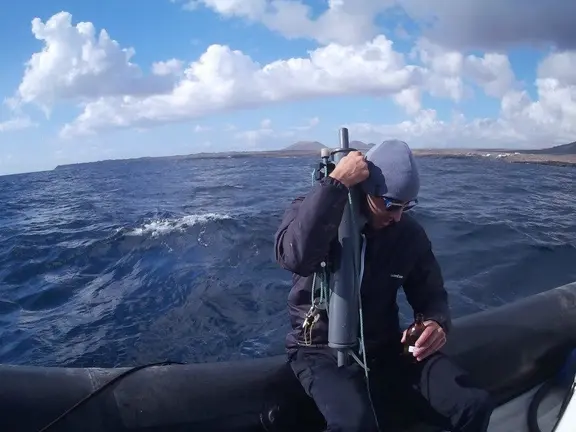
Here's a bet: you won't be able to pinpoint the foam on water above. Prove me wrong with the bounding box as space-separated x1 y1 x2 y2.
126 213 234 237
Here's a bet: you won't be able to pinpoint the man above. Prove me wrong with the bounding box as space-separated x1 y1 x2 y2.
274 140 494 432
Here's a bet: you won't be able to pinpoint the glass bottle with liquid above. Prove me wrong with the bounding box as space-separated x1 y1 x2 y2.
403 313 425 360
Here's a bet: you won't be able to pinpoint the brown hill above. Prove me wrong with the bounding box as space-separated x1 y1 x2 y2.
525 141 576 155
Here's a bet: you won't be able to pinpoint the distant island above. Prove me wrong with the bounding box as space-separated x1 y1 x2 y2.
411 141 576 168
279 140 576 168
55 140 576 170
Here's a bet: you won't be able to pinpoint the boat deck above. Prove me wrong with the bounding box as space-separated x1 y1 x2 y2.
488 383 565 432
403 383 566 432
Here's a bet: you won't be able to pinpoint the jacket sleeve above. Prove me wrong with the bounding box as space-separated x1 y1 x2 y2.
402 233 452 334
274 176 350 277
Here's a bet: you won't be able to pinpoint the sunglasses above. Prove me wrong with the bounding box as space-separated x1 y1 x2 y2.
371 195 418 212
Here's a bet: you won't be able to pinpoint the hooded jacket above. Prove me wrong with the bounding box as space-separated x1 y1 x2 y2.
274 175 452 354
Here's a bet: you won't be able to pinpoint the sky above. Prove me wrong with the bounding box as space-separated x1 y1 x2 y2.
1 0 576 175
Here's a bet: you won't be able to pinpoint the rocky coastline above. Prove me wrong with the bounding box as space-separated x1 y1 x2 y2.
412 149 576 168
54 141 576 170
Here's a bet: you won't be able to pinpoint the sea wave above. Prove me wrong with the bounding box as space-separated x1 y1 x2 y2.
0 155 574 367
123 212 234 238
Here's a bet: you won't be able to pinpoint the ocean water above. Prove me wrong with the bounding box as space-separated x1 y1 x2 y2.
0 155 574 368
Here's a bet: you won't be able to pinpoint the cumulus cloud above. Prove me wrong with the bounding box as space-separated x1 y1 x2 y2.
413 39 465 102
538 51 576 86
412 39 516 102
233 117 319 148
8 8 576 149
0 116 36 132
14 12 175 112
234 125 276 148
183 0 397 44
291 116 320 131
504 52 576 140
234 118 284 149
14 12 521 139
348 110 528 149
152 59 184 76
393 87 421 115
57 32 423 137
186 0 395 45
193 124 211 132
348 50 576 149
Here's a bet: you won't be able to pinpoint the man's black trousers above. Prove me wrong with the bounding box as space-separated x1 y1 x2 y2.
288 344 494 432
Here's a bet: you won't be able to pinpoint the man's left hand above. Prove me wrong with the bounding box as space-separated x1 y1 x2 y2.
401 320 447 362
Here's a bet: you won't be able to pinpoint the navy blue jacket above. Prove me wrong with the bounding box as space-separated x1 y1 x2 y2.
274 176 452 354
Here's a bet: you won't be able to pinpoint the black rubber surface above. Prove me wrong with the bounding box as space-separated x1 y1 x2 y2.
1 282 575 432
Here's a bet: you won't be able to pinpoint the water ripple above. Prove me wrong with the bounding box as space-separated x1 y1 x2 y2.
0 155 574 367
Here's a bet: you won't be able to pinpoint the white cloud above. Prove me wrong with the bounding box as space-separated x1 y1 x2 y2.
289 116 321 131
348 50 576 148
348 110 527 149
394 87 421 115
233 117 321 149
189 0 395 45
301 116 320 130
234 120 278 149
0 116 36 132
170 0 200 12
464 53 515 98
538 51 576 86
412 39 516 103
184 0 576 52
8 8 576 150
35 17 516 139
234 128 275 149
14 12 175 112
152 59 184 76
182 1 200 11
290 117 320 132
412 38 465 101
194 124 211 132
54 30 422 137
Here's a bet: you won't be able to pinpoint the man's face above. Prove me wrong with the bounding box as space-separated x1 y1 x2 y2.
365 194 416 229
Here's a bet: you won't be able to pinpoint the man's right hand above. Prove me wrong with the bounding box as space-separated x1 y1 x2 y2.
329 151 370 188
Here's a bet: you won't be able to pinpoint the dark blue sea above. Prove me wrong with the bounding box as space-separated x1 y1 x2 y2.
0 155 575 368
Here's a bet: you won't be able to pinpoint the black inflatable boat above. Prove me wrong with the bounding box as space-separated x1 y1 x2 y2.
1 281 575 432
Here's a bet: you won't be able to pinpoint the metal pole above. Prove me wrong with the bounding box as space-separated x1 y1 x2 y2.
328 127 362 367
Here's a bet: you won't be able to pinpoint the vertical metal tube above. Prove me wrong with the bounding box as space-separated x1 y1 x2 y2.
328 127 362 367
